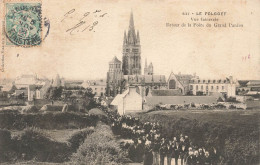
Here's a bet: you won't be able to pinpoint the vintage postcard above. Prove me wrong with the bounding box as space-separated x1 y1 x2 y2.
0 0 259 164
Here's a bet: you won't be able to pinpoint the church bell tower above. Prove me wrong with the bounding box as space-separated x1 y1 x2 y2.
122 11 141 75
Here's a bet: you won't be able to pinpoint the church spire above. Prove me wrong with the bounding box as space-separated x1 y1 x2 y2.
129 10 135 30
122 11 141 75
128 11 136 45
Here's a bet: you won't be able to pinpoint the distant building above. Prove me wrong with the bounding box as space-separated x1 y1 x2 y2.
237 80 260 96
14 74 38 88
64 80 84 88
168 72 196 95
189 76 236 98
27 81 51 101
111 86 142 115
83 79 107 98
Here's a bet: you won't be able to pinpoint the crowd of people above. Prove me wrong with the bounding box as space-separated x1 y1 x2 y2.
99 106 221 165
106 113 220 165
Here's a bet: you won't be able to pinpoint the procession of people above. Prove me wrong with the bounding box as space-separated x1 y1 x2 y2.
103 109 220 165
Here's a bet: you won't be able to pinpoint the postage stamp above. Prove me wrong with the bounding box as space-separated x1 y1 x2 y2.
5 1 42 47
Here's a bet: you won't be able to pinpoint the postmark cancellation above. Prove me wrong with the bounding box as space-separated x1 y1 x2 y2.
4 0 42 47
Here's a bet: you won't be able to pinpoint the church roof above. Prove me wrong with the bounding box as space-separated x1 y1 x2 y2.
150 89 182 96
175 74 193 80
144 75 166 83
109 56 121 64
123 75 166 84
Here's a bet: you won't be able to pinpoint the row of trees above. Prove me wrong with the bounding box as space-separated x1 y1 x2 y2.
44 86 98 111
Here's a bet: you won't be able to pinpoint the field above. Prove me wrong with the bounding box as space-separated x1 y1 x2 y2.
133 109 260 165
1 106 259 165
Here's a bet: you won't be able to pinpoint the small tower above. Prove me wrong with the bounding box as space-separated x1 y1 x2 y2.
106 56 123 96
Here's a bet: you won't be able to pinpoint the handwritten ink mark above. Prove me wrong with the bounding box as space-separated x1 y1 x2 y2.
93 10 101 13
66 21 86 35
100 13 107 17
80 12 90 21
61 9 75 22
63 9 107 35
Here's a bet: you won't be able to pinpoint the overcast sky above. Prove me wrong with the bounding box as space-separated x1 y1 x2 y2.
1 0 259 80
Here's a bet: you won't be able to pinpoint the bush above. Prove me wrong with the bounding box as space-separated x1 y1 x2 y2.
0 129 17 162
89 108 107 117
0 112 109 130
14 127 71 162
21 105 39 114
71 124 128 165
68 127 95 151
0 127 97 163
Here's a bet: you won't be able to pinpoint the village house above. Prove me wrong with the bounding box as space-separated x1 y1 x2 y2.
82 79 107 98
27 81 51 101
110 86 142 115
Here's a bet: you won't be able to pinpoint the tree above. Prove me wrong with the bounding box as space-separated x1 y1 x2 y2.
45 86 63 100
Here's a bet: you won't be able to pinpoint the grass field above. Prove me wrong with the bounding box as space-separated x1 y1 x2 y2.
137 109 260 127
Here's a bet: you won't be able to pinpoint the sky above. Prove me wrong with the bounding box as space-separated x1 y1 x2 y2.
0 0 259 80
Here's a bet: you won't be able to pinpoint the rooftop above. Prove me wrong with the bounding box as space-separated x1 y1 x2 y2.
145 96 218 105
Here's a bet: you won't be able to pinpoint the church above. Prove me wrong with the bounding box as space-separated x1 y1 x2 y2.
106 12 167 97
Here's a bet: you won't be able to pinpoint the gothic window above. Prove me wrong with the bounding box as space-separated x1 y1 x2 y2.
132 48 138 53
222 86 225 90
201 86 203 90
196 85 198 90
211 86 214 90
216 86 219 91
